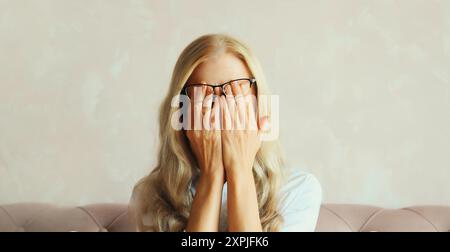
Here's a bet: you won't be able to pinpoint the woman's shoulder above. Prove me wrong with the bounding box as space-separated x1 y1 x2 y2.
277 169 323 211
281 169 322 193
276 169 322 231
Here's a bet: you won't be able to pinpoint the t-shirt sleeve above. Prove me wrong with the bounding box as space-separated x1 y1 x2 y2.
278 171 323 232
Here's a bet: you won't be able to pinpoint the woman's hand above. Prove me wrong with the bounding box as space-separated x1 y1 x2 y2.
185 86 225 181
219 82 264 231
186 86 225 232
219 82 261 179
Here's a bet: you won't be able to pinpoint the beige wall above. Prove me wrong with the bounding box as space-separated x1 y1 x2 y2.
1 0 449 207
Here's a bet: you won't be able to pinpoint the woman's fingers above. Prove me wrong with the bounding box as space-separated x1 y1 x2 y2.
202 86 213 115
202 91 213 130
231 81 246 128
220 96 232 130
224 85 238 129
224 84 233 96
258 115 270 131
247 95 258 131
189 82 258 132
192 86 206 130
230 80 242 96
256 115 270 145
210 94 221 130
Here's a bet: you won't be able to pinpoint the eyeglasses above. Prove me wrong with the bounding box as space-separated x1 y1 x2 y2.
182 78 257 96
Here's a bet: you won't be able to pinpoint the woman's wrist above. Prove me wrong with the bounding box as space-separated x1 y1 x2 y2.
226 164 261 232
226 165 254 185
188 165 224 232
199 168 225 185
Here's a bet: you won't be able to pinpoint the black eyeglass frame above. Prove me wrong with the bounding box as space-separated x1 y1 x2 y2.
181 78 257 96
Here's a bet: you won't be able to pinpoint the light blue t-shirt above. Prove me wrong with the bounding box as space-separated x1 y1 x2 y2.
190 169 323 232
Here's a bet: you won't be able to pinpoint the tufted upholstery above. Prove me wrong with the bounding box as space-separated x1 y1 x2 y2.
0 203 449 232
315 204 450 232
0 203 133 232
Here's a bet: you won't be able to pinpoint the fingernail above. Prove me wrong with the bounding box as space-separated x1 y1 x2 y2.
225 85 232 95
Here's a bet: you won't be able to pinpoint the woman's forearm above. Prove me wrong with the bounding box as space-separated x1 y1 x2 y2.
227 169 262 232
186 173 224 232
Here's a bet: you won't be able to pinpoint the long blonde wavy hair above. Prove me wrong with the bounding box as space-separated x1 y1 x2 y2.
129 33 285 232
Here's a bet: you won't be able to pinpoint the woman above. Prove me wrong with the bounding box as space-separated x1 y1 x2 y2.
129 34 322 232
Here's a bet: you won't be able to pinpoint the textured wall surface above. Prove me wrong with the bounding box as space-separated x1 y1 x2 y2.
0 0 449 207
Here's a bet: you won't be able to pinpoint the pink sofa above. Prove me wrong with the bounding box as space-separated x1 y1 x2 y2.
1 203 449 232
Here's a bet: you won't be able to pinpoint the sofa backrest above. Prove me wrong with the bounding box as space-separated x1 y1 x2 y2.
1 203 449 232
